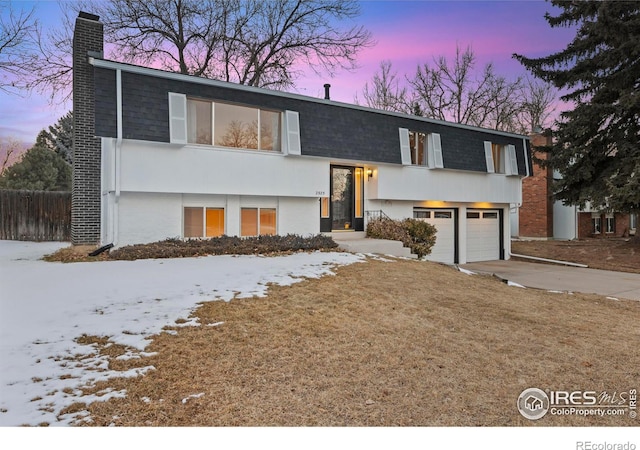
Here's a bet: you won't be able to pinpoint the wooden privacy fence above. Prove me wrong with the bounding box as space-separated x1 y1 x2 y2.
0 190 71 241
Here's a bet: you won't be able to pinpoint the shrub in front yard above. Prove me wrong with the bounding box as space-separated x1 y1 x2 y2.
108 234 338 261
401 218 437 259
366 217 437 258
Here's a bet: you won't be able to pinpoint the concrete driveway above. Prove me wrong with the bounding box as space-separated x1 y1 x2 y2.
460 260 640 301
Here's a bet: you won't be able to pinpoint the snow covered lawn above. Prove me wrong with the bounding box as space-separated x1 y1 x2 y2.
0 240 362 426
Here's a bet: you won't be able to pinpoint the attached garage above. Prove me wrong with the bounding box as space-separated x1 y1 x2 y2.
466 210 501 262
414 209 456 264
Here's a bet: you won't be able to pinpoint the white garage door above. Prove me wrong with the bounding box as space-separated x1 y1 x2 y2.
466 210 500 262
414 209 455 264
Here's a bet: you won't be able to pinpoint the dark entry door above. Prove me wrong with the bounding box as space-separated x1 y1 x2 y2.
331 166 354 230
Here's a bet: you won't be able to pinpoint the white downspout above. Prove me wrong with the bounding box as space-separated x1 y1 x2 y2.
509 251 588 268
511 137 530 243
112 68 122 247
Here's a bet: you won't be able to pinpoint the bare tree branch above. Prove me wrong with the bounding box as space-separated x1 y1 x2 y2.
517 76 556 133
355 60 408 112
0 2 38 94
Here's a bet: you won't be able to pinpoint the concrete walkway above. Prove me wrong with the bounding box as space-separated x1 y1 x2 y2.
460 260 640 301
327 232 416 259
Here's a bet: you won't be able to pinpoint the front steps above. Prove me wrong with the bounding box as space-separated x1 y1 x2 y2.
326 232 417 259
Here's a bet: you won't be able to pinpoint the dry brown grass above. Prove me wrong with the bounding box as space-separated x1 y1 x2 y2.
512 239 640 274
74 258 639 427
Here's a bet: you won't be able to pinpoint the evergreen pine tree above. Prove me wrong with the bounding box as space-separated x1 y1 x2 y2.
514 1 640 212
0 130 71 191
42 111 73 165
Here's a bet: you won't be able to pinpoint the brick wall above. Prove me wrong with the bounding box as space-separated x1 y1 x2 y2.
518 131 553 238
578 212 632 239
71 13 103 245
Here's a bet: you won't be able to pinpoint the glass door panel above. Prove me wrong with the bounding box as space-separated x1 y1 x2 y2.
331 167 354 230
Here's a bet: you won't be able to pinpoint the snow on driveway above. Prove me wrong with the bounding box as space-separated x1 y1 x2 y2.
0 241 363 426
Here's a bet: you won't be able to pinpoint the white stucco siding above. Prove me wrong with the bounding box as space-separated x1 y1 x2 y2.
277 197 320 236
374 165 522 204
117 192 183 246
118 140 328 197
114 192 319 246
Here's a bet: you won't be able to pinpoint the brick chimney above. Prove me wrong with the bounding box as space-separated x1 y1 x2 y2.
518 129 554 238
72 12 103 245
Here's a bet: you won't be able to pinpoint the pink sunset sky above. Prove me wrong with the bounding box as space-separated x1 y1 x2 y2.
0 0 576 145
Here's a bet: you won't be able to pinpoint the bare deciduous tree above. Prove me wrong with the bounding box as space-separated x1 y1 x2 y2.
354 60 408 112
215 0 374 89
0 136 26 174
409 45 500 126
3 0 373 102
361 45 557 134
517 76 556 133
0 2 38 93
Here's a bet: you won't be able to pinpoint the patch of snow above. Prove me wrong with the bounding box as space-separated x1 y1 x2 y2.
458 267 476 276
507 281 526 288
181 392 205 404
606 296 620 301
0 241 363 426
207 321 225 327
360 253 396 262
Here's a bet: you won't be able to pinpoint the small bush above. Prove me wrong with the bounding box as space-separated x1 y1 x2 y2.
366 218 437 259
401 218 437 258
108 234 339 261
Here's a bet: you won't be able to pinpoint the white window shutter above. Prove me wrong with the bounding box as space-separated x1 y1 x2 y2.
285 110 301 155
168 92 187 145
506 144 518 175
399 128 411 165
484 141 495 173
432 133 444 168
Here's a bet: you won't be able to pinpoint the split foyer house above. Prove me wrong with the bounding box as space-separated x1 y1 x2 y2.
72 12 533 264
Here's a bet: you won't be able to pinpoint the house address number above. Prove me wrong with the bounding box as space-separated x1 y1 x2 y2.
315 191 326 196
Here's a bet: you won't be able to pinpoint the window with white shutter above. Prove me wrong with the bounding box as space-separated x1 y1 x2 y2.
430 133 444 169
484 141 495 173
284 110 301 155
399 128 411 165
168 92 187 145
506 144 518 175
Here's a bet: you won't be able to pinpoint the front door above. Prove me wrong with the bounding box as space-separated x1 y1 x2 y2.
332 166 354 230
320 166 364 232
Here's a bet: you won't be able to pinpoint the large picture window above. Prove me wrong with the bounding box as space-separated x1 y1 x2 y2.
184 207 225 238
187 98 281 151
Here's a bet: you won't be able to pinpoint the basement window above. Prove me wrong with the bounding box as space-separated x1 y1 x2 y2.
184 207 225 238
241 208 277 236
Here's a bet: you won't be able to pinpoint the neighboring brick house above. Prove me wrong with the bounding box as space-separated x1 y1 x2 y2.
72 12 534 264
514 130 637 240
518 130 554 238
